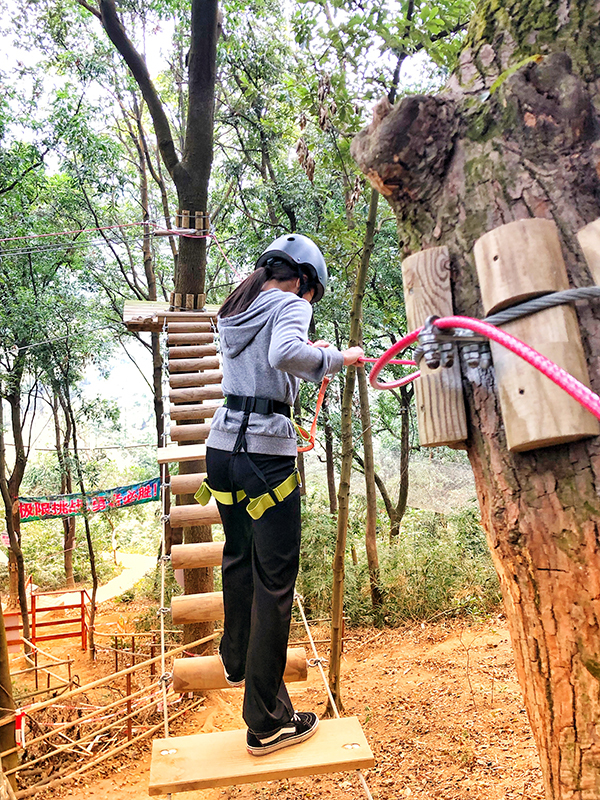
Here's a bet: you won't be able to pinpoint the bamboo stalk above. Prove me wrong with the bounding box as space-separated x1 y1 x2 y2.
17 633 216 716
14 699 204 799
6 690 179 777
0 681 162 760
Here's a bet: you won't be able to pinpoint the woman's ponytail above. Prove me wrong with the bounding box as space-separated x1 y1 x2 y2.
219 258 302 318
219 268 268 318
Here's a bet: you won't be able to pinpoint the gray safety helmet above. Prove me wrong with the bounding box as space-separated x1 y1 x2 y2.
255 234 328 303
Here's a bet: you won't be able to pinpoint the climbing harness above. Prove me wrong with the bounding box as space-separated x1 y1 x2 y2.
196 393 303 520
195 470 302 521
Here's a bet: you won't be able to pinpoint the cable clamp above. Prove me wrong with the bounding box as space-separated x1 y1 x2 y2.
159 672 172 685
162 481 171 488
161 514 170 523
294 592 304 603
158 607 170 615
160 554 171 563
308 657 328 668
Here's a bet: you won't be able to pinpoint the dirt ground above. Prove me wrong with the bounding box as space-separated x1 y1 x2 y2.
23 607 544 800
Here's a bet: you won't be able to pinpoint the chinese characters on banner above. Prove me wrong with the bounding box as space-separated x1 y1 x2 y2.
18 477 160 523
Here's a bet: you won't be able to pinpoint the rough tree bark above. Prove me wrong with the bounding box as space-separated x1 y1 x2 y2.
351 3 600 798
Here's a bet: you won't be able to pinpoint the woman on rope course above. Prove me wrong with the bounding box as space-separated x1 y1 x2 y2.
196 234 364 756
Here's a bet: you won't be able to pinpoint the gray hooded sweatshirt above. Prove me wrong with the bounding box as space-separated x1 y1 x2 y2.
206 288 345 456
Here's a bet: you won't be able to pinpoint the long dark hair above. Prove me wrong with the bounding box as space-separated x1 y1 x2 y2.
219 258 316 318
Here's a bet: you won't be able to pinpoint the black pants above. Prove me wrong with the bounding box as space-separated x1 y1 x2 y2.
206 446 301 737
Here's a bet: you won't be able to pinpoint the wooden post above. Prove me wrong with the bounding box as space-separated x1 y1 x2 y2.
402 246 468 447
474 219 600 451
80 591 86 651
577 218 600 285
173 293 183 311
30 595 36 648
126 671 132 741
181 210 190 229
185 294 195 310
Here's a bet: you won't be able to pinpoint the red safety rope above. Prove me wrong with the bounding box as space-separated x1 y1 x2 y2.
368 316 600 422
297 376 331 453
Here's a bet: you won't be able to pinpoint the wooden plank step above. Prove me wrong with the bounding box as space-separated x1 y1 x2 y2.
167 319 215 331
172 647 306 692
167 332 215 345
168 356 221 375
169 370 223 390
170 424 211 443
170 501 221 528
170 384 223 404
171 541 223 568
168 344 217 359
148 717 375 795
170 402 221 421
172 591 223 624
170 472 206 495
157 444 207 465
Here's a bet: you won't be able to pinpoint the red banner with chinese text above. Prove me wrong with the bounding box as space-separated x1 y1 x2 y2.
18 477 160 523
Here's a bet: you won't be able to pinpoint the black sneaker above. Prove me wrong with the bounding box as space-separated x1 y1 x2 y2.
218 648 245 688
246 712 319 756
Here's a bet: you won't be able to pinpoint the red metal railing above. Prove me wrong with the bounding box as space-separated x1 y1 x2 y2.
30 589 91 651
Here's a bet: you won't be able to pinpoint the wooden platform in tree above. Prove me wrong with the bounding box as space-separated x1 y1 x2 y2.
148 717 374 795
123 300 218 332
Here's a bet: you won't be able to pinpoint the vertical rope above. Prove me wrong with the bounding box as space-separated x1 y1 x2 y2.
159 319 171 740
294 593 374 800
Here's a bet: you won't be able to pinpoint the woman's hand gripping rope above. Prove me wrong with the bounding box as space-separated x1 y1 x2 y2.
297 344 418 452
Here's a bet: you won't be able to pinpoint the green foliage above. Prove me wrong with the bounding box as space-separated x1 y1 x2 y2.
18 515 118 590
296 489 500 625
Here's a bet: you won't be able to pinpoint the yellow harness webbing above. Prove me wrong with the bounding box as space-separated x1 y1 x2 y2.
194 471 301 521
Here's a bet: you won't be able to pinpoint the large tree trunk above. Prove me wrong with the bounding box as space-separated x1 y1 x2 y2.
351 4 600 798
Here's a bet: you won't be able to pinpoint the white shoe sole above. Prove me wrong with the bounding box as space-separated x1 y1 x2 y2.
247 718 319 756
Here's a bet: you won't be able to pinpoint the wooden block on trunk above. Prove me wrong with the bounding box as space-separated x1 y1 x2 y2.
172 647 307 692
171 541 224 569
172 591 224 624
148 717 375 794
170 501 221 528
402 247 468 447
475 219 600 451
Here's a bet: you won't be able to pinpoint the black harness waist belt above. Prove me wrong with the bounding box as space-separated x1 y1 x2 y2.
225 395 291 418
